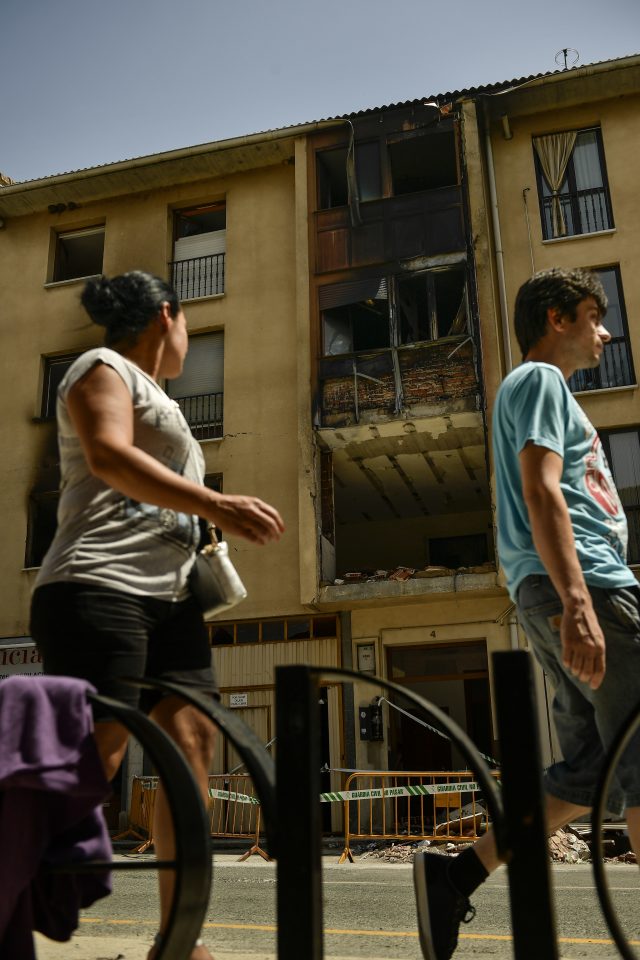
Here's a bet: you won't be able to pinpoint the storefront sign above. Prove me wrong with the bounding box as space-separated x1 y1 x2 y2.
0 640 43 680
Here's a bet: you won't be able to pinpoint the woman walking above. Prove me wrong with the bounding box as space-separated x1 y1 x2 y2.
31 271 284 960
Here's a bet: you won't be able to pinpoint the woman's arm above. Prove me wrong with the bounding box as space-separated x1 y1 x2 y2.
67 363 284 545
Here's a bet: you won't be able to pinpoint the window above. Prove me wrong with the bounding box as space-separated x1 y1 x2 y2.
321 278 390 355
171 202 225 300
26 489 59 568
41 354 78 419
317 143 382 209
397 269 467 343
534 128 613 240
600 429 640 565
166 332 223 439
389 130 458 196
209 615 338 646
569 267 635 393
52 227 104 283
320 268 467 357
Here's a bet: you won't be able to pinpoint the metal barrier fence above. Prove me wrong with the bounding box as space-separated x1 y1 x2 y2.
338 770 495 863
125 773 269 860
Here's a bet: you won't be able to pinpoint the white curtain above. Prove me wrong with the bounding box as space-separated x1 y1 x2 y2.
533 132 577 237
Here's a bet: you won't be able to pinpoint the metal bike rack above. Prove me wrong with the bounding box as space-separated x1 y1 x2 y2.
591 702 640 960
52 693 211 960
274 651 558 960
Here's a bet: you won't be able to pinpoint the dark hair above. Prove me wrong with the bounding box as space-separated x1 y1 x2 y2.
514 267 607 358
81 271 180 347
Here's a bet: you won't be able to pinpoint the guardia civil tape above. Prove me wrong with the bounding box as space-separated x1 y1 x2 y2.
206 782 483 806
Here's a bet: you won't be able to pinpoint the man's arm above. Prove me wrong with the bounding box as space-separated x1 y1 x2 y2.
520 442 605 690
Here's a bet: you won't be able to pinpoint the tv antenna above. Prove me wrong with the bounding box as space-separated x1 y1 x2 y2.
555 48 579 70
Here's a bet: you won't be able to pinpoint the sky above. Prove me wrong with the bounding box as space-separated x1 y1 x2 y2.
1 0 639 184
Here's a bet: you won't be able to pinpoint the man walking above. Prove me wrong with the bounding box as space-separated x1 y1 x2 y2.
413 268 640 960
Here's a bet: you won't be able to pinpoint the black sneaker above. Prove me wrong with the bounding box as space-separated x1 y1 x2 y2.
413 851 476 960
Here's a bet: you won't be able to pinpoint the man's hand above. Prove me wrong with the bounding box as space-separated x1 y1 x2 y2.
206 494 285 546
561 601 606 690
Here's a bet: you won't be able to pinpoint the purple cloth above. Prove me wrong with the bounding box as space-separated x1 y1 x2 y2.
0 676 112 958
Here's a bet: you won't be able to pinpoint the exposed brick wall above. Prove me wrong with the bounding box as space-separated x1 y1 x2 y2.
321 340 477 423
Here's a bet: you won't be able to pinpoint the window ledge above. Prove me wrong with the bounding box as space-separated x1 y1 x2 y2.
181 292 225 304
541 229 616 244
197 436 224 445
44 274 102 289
573 383 638 399
22 567 41 573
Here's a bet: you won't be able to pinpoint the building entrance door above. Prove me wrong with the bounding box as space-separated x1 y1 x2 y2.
386 640 492 771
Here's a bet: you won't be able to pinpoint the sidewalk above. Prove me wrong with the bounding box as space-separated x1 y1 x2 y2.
35 934 276 960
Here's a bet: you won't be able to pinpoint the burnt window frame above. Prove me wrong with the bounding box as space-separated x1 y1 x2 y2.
534 126 614 241
319 266 468 360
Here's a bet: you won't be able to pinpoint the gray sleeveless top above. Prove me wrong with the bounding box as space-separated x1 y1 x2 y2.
34 348 205 600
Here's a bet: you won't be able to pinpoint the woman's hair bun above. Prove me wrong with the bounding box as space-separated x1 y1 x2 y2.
80 276 124 328
80 271 180 347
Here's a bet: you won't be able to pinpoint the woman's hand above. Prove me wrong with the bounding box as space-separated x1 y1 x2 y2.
206 495 285 545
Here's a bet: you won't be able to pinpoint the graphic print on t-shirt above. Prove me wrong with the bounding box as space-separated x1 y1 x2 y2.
578 409 628 557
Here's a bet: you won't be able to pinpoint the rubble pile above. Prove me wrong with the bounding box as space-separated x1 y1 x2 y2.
548 828 591 863
351 829 636 864
332 562 496 586
358 839 472 862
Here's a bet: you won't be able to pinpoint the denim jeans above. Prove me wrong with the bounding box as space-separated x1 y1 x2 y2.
516 575 640 815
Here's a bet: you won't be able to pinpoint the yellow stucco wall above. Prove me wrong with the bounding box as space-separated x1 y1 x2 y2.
488 90 640 431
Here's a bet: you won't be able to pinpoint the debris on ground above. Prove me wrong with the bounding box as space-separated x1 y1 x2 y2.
350 828 635 864
548 828 591 863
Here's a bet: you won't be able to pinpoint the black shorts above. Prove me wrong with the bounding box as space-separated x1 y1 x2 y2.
31 582 219 720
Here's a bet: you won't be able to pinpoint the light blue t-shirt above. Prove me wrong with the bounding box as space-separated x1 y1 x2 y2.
492 362 635 600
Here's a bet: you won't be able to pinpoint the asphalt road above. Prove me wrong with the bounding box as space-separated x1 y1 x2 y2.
36 854 640 960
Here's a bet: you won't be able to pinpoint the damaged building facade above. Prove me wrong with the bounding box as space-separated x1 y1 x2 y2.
1 54 639 832
305 99 510 779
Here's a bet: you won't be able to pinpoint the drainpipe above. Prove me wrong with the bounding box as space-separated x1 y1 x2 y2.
482 99 513 375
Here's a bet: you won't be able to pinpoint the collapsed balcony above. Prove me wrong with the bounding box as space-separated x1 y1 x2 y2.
317 415 497 606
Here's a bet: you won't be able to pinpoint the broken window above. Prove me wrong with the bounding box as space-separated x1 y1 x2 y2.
317 143 382 210
397 268 467 343
389 130 458 196
171 202 226 300
321 277 389 355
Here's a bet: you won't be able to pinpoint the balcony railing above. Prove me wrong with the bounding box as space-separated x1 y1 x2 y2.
627 507 640 566
170 253 225 301
569 338 635 393
541 186 612 240
175 392 223 441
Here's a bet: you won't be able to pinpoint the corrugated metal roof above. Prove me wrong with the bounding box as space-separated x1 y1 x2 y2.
3 53 639 187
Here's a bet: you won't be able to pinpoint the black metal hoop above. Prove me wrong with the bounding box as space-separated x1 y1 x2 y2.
133 678 277 854
591 702 640 960
306 666 504 852
51 693 211 960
